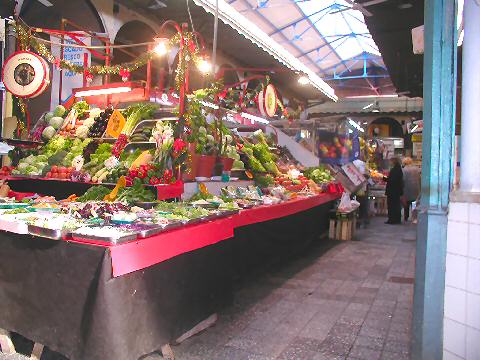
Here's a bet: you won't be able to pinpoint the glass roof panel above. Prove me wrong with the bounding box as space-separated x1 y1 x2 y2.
297 0 380 60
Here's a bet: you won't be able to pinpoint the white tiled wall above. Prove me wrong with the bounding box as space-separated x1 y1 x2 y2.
444 201 480 360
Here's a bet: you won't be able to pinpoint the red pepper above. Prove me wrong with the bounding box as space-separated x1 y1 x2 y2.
149 176 159 185
129 169 138 178
137 170 147 179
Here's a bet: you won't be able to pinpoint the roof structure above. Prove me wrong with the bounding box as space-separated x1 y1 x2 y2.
227 0 394 96
308 96 423 115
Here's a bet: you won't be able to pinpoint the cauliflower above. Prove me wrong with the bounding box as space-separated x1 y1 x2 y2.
75 125 90 139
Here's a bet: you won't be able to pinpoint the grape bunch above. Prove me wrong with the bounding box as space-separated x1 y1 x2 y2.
88 107 114 138
112 134 128 158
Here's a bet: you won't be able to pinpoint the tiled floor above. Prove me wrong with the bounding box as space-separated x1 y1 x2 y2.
1 217 416 360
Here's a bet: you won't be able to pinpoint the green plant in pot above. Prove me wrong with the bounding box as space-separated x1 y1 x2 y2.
189 125 217 178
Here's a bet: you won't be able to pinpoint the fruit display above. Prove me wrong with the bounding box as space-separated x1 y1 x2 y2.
88 107 113 138
45 166 75 180
0 166 14 177
317 130 358 165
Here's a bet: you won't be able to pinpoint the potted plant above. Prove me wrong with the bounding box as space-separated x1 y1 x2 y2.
191 126 217 178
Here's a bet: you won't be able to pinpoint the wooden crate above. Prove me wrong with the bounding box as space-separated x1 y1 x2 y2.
329 210 357 241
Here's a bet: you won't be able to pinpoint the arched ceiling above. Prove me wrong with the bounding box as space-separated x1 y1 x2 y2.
227 0 395 96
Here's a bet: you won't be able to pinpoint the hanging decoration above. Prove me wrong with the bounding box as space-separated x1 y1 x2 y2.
15 24 201 92
1 51 50 98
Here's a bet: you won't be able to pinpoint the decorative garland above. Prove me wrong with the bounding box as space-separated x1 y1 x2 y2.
16 24 200 91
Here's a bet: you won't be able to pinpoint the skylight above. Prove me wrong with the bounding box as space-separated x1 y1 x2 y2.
297 0 380 61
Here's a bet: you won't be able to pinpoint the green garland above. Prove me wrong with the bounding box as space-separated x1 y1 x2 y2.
17 24 200 91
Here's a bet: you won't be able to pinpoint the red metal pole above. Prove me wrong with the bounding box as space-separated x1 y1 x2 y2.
104 40 111 85
146 44 152 99
177 24 187 117
58 19 65 105
82 52 88 87
158 68 165 93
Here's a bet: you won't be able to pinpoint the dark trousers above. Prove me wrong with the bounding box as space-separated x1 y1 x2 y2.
404 200 413 221
357 195 369 226
387 195 402 224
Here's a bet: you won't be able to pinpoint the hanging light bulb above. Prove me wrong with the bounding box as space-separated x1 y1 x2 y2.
298 75 310 85
153 37 169 56
197 57 212 74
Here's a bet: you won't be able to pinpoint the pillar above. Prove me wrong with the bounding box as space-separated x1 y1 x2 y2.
412 0 457 359
443 1 480 359
459 0 480 194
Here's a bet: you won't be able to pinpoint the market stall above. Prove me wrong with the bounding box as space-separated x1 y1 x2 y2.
0 13 344 359
0 191 337 360
0 92 341 359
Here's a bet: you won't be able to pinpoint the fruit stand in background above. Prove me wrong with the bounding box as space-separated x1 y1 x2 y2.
317 129 360 165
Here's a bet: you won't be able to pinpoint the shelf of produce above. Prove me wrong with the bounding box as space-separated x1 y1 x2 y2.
0 176 115 199
58 193 340 277
0 138 44 148
1 176 185 201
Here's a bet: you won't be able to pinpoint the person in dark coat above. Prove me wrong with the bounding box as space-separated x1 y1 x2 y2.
384 157 403 224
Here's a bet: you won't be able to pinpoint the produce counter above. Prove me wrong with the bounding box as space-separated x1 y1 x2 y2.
0 193 337 360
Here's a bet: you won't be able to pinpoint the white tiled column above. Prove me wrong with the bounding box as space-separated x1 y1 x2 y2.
444 203 480 360
444 1 480 359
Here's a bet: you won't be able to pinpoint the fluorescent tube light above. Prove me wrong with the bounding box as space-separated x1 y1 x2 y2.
74 86 132 97
240 112 269 124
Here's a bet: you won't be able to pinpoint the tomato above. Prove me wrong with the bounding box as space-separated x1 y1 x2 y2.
283 180 292 186
51 165 58 173
137 170 146 179
46 172 52 178
149 176 159 185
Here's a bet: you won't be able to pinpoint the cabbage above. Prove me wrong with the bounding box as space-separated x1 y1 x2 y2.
42 126 57 140
45 112 54 122
37 155 48 162
49 116 64 130
53 105 66 117
23 155 36 164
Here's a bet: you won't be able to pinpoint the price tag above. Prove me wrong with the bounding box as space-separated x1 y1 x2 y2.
245 170 254 179
106 109 126 138
198 182 209 195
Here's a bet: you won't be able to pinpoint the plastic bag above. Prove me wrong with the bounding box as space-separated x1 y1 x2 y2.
338 191 361 213
338 192 352 212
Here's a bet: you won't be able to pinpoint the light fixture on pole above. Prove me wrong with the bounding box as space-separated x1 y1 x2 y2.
153 37 169 56
298 75 310 85
197 56 212 74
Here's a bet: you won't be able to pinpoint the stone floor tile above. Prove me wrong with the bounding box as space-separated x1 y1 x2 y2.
381 351 411 360
383 339 410 355
347 345 382 360
353 335 385 350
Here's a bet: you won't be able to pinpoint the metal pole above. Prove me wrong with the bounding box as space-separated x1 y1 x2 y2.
212 0 219 77
59 19 65 106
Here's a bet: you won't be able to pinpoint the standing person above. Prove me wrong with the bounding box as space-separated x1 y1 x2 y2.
402 157 421 221
384 157 403 224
